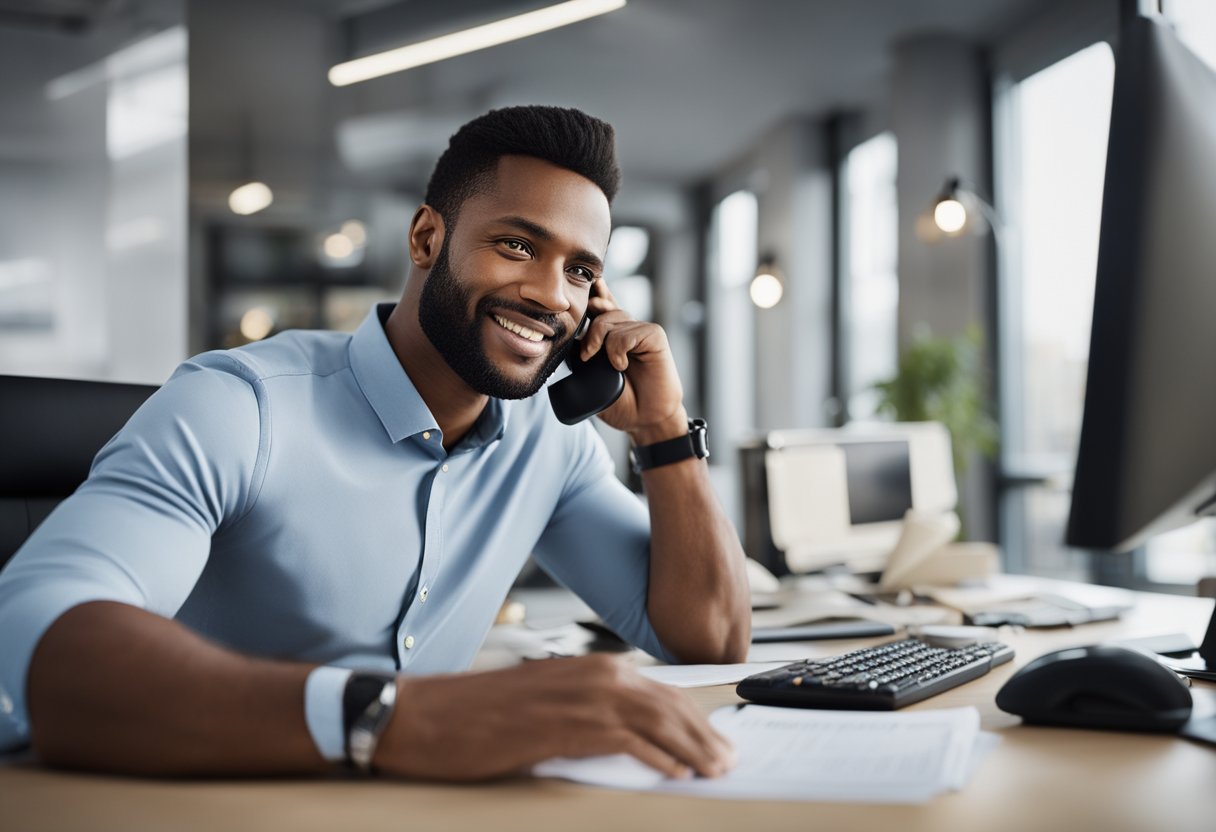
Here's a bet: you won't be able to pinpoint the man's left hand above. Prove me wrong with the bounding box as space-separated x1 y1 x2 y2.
578 281 687 442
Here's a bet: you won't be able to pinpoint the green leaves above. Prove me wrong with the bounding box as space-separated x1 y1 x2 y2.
873 325 998 477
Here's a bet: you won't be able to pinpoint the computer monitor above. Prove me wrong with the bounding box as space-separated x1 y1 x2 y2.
1066 12 1216 673
743 422 957 574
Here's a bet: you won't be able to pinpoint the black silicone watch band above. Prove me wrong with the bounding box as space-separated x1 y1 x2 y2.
630 418 709 473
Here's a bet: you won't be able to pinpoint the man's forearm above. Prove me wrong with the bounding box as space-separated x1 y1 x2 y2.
633 414 751 664
27 601 325 776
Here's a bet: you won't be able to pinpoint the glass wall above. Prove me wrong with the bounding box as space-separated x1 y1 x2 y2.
0 2 187 384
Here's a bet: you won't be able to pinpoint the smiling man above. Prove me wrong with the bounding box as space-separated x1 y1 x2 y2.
0 106 750 781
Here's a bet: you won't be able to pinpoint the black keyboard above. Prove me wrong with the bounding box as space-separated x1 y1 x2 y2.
737 637 1015 710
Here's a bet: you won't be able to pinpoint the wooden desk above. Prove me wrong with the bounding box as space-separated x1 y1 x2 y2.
2 585 1213 832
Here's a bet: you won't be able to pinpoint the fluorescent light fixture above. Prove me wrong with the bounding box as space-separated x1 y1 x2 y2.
329 0 626 87
228 181 274 216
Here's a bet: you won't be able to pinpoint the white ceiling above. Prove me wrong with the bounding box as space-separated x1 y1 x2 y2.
318 0 1051 187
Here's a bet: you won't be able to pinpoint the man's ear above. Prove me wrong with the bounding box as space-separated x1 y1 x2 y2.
408 205 446 269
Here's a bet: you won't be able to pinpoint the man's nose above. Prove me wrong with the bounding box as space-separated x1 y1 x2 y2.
519 259 572 313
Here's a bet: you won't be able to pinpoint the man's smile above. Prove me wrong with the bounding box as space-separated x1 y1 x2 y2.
491 313 548 342
486 312 553 359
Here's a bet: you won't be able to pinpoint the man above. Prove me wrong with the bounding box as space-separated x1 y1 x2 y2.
0 106 749 781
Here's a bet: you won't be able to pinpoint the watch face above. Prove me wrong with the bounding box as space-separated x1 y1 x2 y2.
690 419 709 458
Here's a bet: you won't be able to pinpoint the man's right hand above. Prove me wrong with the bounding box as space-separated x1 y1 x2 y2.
374 654 736 781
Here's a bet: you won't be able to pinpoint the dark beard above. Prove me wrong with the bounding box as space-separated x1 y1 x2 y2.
417 239 573 399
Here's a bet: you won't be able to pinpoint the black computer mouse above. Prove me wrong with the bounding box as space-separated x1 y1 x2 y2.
996 644 1193 732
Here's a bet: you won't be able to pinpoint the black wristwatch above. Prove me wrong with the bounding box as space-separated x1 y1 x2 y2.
630 418 710 473
342 671 398 772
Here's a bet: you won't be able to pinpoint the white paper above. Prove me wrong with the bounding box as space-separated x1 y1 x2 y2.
635 662 789 688
745 642 831 664
878 510 960 590
535 705 995 804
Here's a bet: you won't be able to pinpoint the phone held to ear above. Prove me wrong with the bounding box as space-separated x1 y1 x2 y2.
548 311 625 425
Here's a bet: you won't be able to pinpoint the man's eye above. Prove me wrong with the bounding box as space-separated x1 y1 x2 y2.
568 266 595 282
502 239 530 254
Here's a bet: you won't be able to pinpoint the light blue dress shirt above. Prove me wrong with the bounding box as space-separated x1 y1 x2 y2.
0 303 674 753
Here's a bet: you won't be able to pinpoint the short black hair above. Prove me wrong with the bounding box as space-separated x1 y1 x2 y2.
424 105 621 226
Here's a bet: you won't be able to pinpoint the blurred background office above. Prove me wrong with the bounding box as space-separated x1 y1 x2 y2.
1 0 1213 593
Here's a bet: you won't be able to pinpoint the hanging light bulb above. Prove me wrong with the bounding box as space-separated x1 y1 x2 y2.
933 197 967 234
750 256 784 309
229 115 273 216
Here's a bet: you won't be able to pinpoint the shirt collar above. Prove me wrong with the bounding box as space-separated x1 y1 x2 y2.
349 303 508 448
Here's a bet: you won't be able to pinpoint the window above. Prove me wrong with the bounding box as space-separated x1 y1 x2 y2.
842 132 899 420
1166 0 1216 71
704 190 758 528
707 190 758 448
603 225 654 322
998 43 1114 580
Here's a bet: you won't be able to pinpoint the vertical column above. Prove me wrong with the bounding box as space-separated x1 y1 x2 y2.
890 35 995 540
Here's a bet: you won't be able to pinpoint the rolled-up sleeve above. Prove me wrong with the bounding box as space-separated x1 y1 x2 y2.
0 359 264 751
530 423 677 663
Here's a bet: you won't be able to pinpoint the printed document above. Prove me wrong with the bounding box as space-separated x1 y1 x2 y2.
535 705 997 804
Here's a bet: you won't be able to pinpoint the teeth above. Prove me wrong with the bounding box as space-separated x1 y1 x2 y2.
493 314 544 342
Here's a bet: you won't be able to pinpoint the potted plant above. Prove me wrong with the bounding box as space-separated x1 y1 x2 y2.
873 325 998 484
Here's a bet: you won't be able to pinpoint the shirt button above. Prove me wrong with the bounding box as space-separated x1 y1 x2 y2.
404 635 415 650
441 464 449 473
419 586 429 602
423 431 431 440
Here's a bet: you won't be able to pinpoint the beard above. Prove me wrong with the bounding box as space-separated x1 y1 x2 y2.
417 238 574 399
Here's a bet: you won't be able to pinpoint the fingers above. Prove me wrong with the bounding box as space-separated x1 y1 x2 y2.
630 684 735 778
579 313 669 371
616 733 691 780
589 278 620 310
593 663 733 778
564 657 733 779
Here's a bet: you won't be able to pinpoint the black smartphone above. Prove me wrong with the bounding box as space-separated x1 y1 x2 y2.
548 310 624 425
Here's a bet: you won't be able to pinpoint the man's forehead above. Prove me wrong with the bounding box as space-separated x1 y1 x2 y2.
463 155 612 249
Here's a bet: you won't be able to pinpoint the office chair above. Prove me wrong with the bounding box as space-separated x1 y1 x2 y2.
0 375 157 569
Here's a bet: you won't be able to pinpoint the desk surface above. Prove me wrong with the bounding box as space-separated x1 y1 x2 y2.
2 581 1214 832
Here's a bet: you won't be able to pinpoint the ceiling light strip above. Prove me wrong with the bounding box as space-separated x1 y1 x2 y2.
328 0 626 87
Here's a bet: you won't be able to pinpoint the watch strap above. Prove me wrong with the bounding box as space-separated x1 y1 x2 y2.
630 418 709 473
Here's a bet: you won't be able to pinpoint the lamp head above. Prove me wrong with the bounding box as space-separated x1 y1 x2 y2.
750 254 784 309
933 177 968 234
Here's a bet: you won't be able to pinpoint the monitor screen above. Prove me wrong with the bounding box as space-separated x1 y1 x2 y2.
1066 14 1216 552
841 441 914 525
